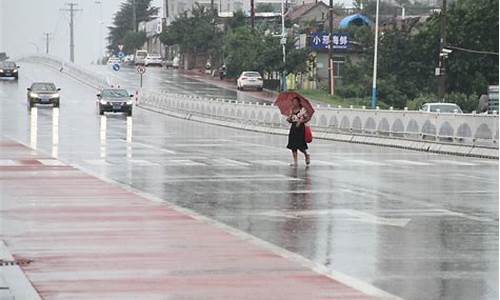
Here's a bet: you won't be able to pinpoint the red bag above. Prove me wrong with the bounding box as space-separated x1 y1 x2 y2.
304 126 313 143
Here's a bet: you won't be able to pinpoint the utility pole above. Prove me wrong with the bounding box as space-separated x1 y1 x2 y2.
95 0 103 63
132 0 137 32
437 0 447 101
371 0 380 109
60 2 82 63
44 33 51 54
328 0 334 95
251 0 255 30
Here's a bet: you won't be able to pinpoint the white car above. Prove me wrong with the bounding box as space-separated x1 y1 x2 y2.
420 102 463 113
237 71 263 91
144 55 163 67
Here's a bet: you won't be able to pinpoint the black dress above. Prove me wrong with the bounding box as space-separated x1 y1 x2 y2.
287 112 308 151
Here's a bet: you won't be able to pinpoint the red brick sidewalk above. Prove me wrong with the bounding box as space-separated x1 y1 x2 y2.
0 139 385 299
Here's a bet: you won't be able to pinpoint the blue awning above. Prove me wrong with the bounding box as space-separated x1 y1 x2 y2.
339 14 372 28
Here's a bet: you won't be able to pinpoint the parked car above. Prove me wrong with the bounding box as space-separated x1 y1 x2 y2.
237 71 263 91
97 88 133 116
420 102 463 113
0 61 19 80
144 55 163 67
27 82 61 107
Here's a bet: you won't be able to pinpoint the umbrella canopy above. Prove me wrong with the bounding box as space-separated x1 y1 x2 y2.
274 91 315 118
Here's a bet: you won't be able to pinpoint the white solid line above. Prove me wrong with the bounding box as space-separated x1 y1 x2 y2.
37 159 66 166
344 159 387 166
0 159 20 166
385 159 432 166
430 160 478 166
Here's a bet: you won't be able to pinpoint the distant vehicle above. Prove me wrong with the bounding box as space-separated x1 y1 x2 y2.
237 71 263 91
172 56 180 69
420 102 463 113
134 50 148 65
487 85 499 113
97 88 133 116
0 52 8 61
0 61 19 80
144 54 163 67
27 82 61 108
107 56 121 65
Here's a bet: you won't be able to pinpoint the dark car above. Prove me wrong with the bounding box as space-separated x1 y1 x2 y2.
27 82 61 107
97 88 133 116
0 61 19 80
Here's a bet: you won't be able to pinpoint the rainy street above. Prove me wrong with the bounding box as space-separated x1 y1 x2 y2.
0 63 497 300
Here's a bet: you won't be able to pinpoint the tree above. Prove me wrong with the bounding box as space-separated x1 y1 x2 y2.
107 0 159 53
123 31 147 53
160 5 223 67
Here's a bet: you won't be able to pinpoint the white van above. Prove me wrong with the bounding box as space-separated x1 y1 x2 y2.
172 56 180 69
134 50 148 65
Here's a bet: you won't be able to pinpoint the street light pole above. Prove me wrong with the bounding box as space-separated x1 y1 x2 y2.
132 0 137 32
95 0 103 63
280 0 286 91
371 0 380 109
328 0 334 96
437 0 447 101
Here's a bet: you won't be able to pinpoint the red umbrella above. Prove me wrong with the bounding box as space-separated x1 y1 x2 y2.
274 91 315 118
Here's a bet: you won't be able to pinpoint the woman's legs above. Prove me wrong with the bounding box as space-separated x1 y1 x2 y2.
299 149 310 165
290 150 298 166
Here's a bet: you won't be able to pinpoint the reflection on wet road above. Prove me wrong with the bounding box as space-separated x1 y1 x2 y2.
0 63 498 300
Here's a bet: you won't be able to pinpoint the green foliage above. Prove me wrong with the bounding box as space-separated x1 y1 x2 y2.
123 31 147 53
107 0 159 53
255 3 276 12
159 5 223 63
341 0 498 109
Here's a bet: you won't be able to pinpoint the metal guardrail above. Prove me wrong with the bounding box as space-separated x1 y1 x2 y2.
21 55 499 148
20 55 109 89
139 91 499 147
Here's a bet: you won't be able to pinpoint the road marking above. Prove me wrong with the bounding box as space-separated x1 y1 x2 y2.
376 208 495 223
129 159 160 166
84 159 111 166
161 174 300 183
163 159 206 166
344 159 387 166
211 158 251 167
430 159 478 166
385 159 432 166
132 142 176 154
37 159 66 166
251 160 290 166
255 209 411 227
310 160 340 166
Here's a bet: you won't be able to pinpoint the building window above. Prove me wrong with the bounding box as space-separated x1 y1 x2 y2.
233 1 242 11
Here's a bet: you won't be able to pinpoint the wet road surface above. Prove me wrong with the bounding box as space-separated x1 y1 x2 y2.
0 63 498 300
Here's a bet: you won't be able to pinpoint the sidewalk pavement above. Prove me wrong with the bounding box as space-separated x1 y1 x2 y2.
0 139 380 300
179 68 278 103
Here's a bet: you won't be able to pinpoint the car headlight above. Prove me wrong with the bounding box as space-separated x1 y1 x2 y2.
100 99 107 104
30 92 39 97
51 93 59 98
13 69 18 73
0 69 3 72
126 100 133 105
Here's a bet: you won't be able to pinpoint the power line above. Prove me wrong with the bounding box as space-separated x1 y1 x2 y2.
60 2 82 63
446 45 499 56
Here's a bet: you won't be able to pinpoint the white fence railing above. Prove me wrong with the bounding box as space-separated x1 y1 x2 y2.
139 90 499 147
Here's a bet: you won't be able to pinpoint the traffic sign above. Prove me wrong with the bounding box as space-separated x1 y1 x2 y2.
137 65 146 74
112 63 120 72
118 51 125 58
118 44 124 51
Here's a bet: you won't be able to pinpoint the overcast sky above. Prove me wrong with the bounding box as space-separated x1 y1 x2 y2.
1 0 352 64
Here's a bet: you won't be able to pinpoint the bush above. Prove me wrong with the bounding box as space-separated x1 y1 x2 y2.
445 92 479 113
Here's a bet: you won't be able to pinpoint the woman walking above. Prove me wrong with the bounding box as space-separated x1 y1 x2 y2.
286 97 311 166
